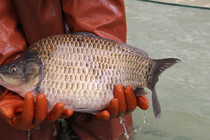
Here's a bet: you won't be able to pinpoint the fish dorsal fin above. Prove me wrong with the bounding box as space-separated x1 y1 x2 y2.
73 32 148 57
73 32 98 38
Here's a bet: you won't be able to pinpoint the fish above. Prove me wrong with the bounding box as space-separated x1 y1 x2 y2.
0 32 181 119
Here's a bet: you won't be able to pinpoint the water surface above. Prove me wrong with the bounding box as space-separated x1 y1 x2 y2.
125 1 210 139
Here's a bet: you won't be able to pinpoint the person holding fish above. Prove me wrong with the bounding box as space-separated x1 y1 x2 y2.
0 0 154 139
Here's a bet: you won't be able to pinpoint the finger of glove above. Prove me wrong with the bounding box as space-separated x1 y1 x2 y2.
0 104 14 119
60 109 73 119
114 85 126 115
0 99 23 107
14 92 34 130
34 93 47 127
3 101 24 114
0 100 24 119
95 110 110 120
107 98 118 118
2 94 23 101
125 87 137 113
1 93 24 113
137 95 149 110
47 103 64 122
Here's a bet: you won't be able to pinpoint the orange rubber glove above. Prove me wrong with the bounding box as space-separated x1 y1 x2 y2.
62 0 150 120
0 85 148 130
11 0 150 122
0 0 73 133
0 89 73 130
95 85 149 120
137 95 149 110
0 0 151 139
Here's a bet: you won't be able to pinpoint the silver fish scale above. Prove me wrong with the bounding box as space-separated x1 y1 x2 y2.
29 34 153 111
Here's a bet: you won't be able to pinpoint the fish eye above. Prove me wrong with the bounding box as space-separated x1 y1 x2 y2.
10 66 18 73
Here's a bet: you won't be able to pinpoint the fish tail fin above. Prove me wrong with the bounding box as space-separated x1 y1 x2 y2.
148 58 181 119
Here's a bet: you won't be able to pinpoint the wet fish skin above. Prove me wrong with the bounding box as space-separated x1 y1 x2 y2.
0 33 181 118
30 33 153 111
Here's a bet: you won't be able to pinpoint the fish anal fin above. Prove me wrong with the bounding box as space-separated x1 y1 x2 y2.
152 88 161 119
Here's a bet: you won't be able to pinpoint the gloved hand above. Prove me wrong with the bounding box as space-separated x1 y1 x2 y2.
1 0 151 139
0 0 73 132
0 89 73 130
95 85 149 120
